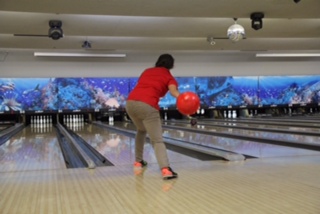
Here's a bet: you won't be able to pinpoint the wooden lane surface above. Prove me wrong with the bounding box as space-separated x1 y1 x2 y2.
0 155 320 213
0 126 65 172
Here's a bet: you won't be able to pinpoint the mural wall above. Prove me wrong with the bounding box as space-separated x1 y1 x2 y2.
1 75 320 113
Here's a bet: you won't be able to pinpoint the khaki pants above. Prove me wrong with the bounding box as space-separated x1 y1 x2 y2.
125 101 169 168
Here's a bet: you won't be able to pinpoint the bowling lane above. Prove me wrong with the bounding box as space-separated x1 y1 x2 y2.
0 125 66 172
198 119 320 133
113 122 320 158
0 126 9 131
68 123 200 166
0 125 14 135
210 118 320 128
167 121 320 146
236 116 320 123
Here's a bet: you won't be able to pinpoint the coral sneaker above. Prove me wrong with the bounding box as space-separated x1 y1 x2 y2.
162 167 178 180
134 160 148 169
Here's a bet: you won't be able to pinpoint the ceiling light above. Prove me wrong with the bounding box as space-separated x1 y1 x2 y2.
227 18 245 42
206 36 216 45
34 52 126 58
256 53 320 57
250 12 264 30
48 20 63 40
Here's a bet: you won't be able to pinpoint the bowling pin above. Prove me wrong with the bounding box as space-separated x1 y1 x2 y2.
164 112 167 121
201 109 205 115
228 110 231 118
224 110 227 118
232 110 236 118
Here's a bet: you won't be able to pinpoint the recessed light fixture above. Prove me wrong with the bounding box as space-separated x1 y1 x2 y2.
256 53 320 57
34 52 126 58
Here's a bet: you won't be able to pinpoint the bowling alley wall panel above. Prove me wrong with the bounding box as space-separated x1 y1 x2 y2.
0 75 320 113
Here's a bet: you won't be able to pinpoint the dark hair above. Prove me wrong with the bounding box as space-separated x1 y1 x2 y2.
155 54 174 69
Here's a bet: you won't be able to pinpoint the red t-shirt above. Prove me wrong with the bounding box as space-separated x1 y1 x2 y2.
127 67 178 110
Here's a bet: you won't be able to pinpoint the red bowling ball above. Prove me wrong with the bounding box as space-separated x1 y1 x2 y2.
176 92 200 115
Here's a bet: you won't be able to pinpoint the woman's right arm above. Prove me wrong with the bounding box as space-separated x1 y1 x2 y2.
168 84 180 98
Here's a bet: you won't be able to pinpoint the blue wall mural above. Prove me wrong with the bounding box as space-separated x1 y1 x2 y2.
195 76 259 107
0 78 58 112
258 75 320 106
57 78 128 110
1 75 320 113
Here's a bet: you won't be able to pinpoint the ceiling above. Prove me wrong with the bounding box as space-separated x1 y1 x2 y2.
0 0 320 54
